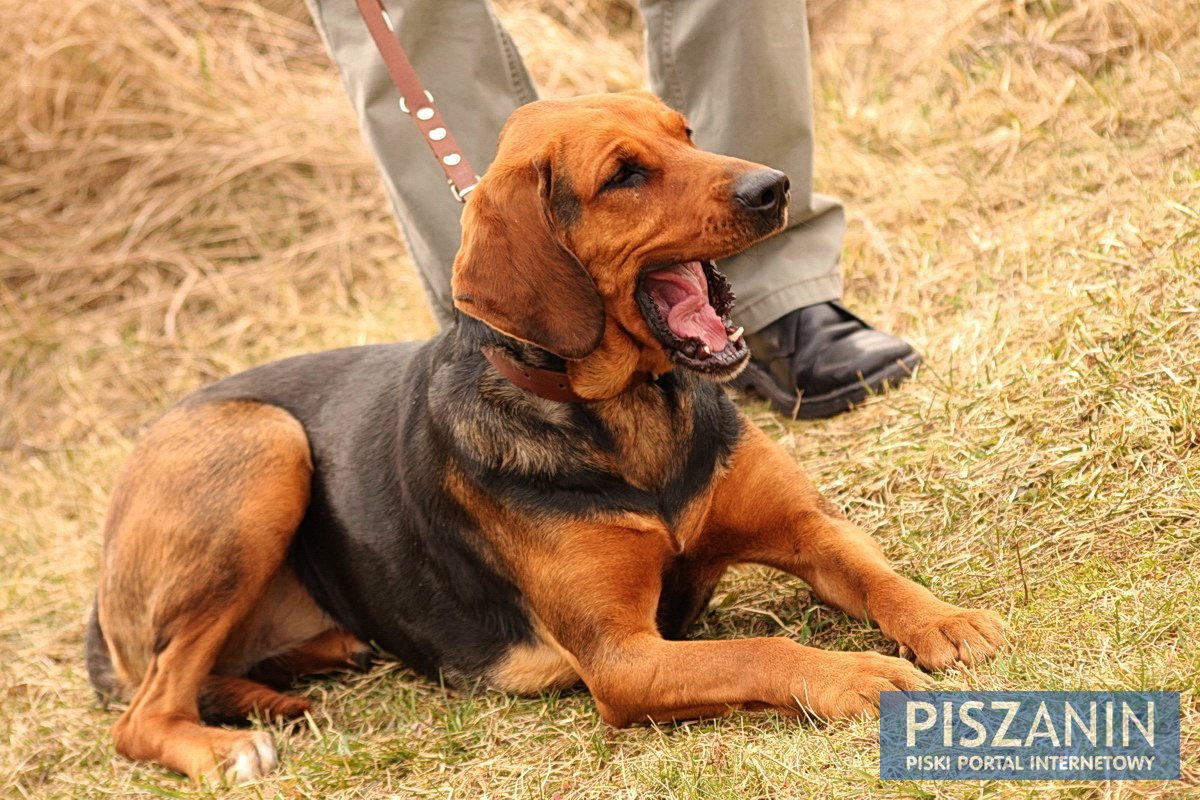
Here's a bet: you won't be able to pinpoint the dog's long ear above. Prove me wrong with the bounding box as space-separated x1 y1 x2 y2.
451 157 605 360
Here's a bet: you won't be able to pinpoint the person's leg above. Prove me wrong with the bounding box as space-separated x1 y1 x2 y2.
640 0 843 334
304 0 537 328
640 0 921 418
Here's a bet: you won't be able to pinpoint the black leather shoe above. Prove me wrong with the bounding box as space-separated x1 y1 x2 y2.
731 302 922 419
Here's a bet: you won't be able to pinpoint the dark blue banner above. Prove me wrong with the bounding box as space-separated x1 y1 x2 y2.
880 691 1180 780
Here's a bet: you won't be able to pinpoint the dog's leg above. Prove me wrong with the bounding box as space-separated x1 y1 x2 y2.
96 401 311 783
509 517 933 726
705 421 1007 671
248 628 374 688
198 676 313 725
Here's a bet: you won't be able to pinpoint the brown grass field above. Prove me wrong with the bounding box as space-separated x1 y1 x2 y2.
2 0 1198 796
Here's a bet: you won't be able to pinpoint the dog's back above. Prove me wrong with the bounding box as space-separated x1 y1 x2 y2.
88 336 539 693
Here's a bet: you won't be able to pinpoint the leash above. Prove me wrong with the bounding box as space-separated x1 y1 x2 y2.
353 0 479 201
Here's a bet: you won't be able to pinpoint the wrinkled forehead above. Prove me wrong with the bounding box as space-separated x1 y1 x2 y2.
495 93 690 161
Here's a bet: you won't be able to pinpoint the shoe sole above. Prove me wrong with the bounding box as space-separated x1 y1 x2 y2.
731 352 923 420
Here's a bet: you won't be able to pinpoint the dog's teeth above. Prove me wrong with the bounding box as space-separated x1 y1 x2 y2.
729 326 744 343
701 344 712 357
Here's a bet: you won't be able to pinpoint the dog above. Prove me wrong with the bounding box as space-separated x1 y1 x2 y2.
87 91 1005 783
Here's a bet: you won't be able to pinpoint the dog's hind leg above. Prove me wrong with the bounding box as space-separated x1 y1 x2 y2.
248 628 374 688
198 675 313 725
94 401 312 783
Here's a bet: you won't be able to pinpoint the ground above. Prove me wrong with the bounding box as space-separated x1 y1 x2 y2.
1 0 1197 797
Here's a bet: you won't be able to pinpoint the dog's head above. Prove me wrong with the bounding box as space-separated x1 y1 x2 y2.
452 91 788 398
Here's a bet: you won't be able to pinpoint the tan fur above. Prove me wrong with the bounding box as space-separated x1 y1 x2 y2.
588 381 690 492
216 567 340 677
487 616 580 694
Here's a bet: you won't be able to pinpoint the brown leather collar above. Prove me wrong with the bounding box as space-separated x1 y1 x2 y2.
482 349 649 403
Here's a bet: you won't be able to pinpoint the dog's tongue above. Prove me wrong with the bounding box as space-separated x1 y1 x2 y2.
642 261 728 352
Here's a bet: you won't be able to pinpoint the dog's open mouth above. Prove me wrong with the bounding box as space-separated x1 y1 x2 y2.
636 260 750 377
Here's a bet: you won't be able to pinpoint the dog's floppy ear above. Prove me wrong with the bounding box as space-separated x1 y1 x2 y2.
451 156 605 360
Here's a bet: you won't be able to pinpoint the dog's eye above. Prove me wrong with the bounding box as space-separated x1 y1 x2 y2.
684 127 694 140
603 162 648 192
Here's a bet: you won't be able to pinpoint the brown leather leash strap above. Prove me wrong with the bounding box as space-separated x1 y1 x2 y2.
354 0 480 201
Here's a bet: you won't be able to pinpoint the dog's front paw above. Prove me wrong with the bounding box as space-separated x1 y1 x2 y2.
200 730 279 786
897 608 1007 671
797 650 934 720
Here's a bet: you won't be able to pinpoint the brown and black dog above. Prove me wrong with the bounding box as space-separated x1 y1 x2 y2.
87 91 1005 783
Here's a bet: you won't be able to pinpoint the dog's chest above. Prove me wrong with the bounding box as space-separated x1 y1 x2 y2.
446 369 739 532
592 388 693 492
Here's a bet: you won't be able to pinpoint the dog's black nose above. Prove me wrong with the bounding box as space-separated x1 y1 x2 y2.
733 169 790 214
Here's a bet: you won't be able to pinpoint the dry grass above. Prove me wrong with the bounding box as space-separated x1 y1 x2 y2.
2 0 1198 797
